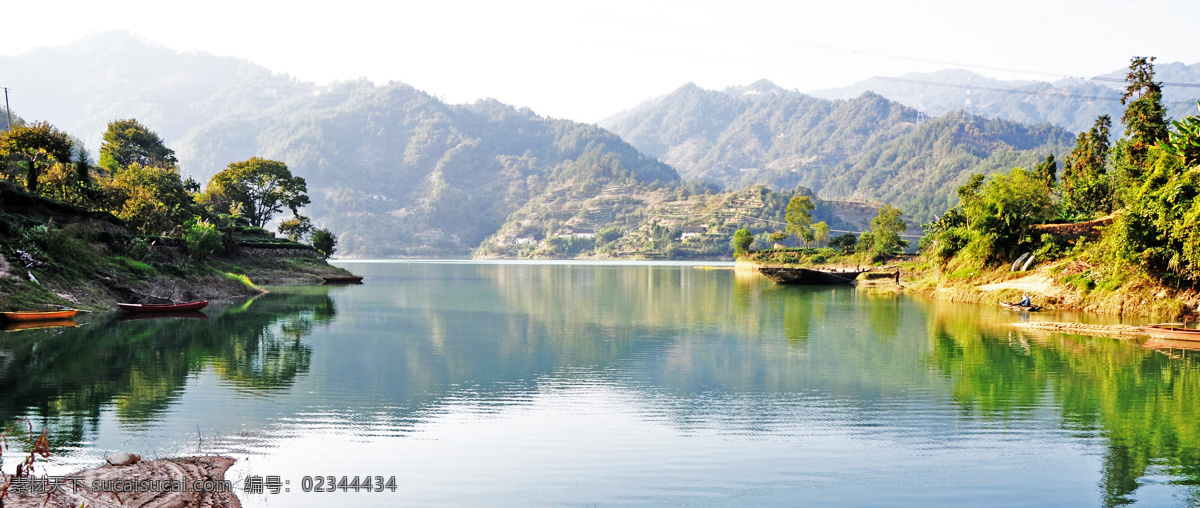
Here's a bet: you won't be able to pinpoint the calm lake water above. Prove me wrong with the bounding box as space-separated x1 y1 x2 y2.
2 261 1199 506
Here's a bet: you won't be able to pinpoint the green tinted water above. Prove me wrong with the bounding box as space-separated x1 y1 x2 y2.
1 261 1198 506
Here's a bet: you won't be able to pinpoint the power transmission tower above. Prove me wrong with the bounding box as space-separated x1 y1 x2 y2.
962 77 972 120
3 87 10 131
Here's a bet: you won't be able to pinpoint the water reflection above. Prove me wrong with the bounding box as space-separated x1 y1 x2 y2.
926 307 1200 506
0 262 1198 506
0 289 333 447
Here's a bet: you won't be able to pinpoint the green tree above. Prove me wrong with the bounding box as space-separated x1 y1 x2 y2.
785 195 815 247
828 233 857 253
768 231 789 246
278 215 314 242
206 157 310 228
1061 115 1112 219
961 168 1056 260
101 163 196 234
731 228 753 256
0 121 73 193
1034 154 1058 185
99 119 178 170
1162 101 1200 167
311 228 338 259
1120 56 1168 158
868 205 909 257
813 221 830 247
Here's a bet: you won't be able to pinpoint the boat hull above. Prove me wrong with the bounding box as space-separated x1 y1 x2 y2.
323 276 364 284
1 309 79 322
1143 325 1200 341
117 301 209 313
1001 302 1044 312
757 267 865 285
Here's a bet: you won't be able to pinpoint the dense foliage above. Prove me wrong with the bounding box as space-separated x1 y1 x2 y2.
923 56 1200 291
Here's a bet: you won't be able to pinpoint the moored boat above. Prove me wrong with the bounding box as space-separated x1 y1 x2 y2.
1 309 79 322
1001 301 1043 312
757 267 865 285
117 300 209 313
322 275 364 284
1143 324 1200 341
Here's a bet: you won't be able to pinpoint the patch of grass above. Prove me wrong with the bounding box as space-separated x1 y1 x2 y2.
223 272 257 289
112 256 158 277
0 276 71 311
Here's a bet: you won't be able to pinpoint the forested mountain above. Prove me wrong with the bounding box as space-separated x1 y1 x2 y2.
809 66 1200 133
0 31 312 152
176 80 677 256
601 82 1075 222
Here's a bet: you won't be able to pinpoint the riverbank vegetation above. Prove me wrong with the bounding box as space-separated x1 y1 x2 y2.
913 57 1200 317
0 117 347 311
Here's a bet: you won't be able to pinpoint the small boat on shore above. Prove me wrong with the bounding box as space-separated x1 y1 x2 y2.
757 267 866 285
1142 324 1200 341
323 275 364 284
1 309 79 321
1001 301 1043 312
117 300 209 313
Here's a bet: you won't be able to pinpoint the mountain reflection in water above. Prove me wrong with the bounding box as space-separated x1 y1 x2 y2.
0 261 1195 506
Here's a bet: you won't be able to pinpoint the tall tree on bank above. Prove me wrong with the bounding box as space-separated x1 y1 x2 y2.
0 121 73 193
206 157 310 228
785 195 815 247
99 119 178 170
1120 56 1169 159
1061 115 1113 219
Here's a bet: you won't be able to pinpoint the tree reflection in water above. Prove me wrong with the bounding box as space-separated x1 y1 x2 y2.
0 289 334 451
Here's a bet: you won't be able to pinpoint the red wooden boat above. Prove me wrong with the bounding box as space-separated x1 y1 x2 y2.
322 276 364 284
1142 324 1200 342
117 300 209 313
1 309 79 322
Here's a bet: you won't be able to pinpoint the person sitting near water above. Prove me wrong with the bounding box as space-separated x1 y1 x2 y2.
1018 294 1031 306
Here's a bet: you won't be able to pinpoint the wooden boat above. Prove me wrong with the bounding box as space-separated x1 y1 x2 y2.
1142 324 1200 341
322 275 364 284
1 309 79 321
119 310 209 322
757 267 866 285
1001 301 1043 312
117 300 209 313
2 319 79 332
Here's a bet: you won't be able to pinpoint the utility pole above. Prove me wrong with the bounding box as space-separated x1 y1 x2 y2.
3 87 10 131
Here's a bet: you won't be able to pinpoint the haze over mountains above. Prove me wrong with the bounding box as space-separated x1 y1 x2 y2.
4 32 1198 256
809 66 1200 133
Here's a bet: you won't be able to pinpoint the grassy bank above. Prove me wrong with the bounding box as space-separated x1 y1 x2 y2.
0 211 350 312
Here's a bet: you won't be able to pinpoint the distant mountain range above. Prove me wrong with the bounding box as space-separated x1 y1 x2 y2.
809 66 1200 133
600 82 1076 221
6 32 1191 256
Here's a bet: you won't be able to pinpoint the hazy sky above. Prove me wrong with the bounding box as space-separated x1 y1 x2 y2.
6 0 1200 122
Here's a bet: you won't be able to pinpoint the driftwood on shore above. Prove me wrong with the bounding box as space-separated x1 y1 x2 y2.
4 456 239 508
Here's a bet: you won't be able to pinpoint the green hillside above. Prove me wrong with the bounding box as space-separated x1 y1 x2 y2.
602 81 1076 222
177 81 677 257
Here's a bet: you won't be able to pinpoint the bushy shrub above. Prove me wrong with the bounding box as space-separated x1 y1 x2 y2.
311 228 338 260
184 218 223 260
